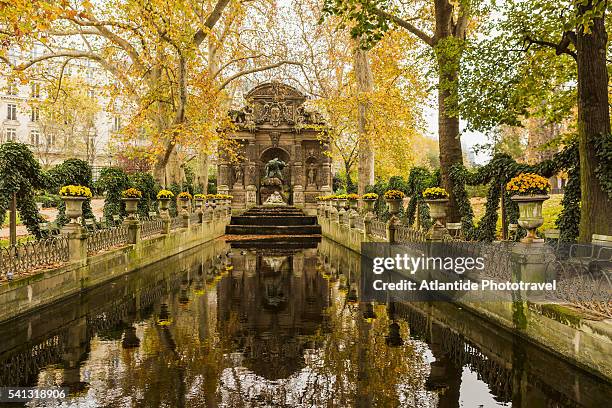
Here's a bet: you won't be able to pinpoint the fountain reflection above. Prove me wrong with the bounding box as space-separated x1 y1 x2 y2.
0 238 609 407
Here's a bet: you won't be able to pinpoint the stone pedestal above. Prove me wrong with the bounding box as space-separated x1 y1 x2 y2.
123 219 141 244
293 185 305 208
246 185 257 208
62 223 88 263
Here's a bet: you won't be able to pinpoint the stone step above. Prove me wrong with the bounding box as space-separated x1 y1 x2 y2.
230 215 318 226
225 224 321 235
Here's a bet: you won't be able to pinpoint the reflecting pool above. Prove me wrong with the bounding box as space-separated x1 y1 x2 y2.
0 238 610 407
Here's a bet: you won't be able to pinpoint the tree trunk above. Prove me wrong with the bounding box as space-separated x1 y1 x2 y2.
437 61 463 223
575 6 612 241
354 47 375 195
434 0 465 223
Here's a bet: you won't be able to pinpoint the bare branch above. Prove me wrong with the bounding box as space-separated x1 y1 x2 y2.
217 61 303 91
524 34 577 60
371 8 434 47
193 0 232 46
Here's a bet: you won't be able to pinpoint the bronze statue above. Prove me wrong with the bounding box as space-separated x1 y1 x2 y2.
264 157 286 180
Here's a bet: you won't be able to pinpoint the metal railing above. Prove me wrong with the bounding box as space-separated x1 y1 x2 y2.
189 212 201 224
0 236 69 280
87 225 129 254
395 225 427 243
170 216 182 230
370 220 387 239
353 216 365 231
141 218 164 238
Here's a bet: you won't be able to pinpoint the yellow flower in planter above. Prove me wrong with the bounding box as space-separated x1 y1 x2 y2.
347 193 360 200
422 187 449 200
156 190 174 199
121 188 142 198
177 191 193 200
506 173 550 195
362 193 378 200
59 185 92 198
194 194 207 199
384 190 405 200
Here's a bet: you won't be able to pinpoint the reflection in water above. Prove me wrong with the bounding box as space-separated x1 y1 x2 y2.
0 238 610 407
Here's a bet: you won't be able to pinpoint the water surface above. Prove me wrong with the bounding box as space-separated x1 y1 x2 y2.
0 238 610 407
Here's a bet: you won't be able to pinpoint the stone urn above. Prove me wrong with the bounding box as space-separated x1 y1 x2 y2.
179 198 190 214
385 199 402 216
194 198 204 213
122 198 140 220
511 194 549 243
424 198 448 228
337 198 347 210
348 199 358 211
158 198 171 218
362 198 376 213
62 196 87 224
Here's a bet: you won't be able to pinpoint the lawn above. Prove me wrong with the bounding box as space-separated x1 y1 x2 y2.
470 194 564 238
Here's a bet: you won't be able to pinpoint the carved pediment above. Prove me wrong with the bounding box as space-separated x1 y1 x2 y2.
230 82 324 130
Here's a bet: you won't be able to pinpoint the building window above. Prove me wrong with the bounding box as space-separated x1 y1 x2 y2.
7 103 17 121
112 116 121 132
30 107 39 122
47 132 56 146
31 82 41 98
7 81 18 96
5 127 16 142
30 129 40 146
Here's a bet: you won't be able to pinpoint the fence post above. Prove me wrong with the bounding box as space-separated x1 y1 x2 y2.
62 223 88 263
363 212 374 241
124 219 141 244
387 217 400 244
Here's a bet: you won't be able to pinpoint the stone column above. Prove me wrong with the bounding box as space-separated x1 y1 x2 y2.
218 163 230 195
510 242 555 328
124 219 141 244
62 223 88 263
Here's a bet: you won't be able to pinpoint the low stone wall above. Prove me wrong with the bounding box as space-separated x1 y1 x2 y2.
0 216 228 323
319 215 612 380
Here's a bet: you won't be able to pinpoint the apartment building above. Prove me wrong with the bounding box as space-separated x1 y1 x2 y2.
0 48 124 171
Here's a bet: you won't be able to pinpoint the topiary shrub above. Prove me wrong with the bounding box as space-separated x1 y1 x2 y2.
0 142 47 238
96 167 130 222
128 172 158 218
47 159 95 226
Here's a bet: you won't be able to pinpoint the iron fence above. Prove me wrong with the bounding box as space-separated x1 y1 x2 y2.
353 216 365 231
370 220 387 239
170 216 183 230
190 212 201 224
87 225 129 254
141 218 165 238
0 236 69 280
395 225 427 243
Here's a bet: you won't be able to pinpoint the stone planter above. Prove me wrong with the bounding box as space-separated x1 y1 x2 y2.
179 198 190 214
348 199 358 211
385 199 402 216
362 198 376 213
158 198 171 218
511 194 549 243
61 196 87 224
122 198 140 219
194 198 204 213
337 199 347 210
424 198 448 228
